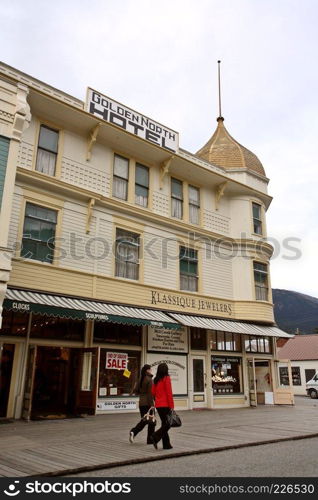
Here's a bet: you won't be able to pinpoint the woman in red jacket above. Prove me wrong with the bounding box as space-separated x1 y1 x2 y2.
150 363 174 450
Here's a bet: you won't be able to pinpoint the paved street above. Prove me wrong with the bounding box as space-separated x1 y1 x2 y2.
70 436 318 477
0 397 317 477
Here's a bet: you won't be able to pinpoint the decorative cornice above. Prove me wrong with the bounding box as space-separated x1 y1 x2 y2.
0 109 14 122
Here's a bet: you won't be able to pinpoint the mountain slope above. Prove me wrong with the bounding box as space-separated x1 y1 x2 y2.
273 289 318 334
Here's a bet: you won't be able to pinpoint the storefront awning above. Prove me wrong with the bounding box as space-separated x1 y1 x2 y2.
4 288 180 329
169 314 293 338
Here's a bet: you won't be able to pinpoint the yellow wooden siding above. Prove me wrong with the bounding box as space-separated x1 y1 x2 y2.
60 202 97 274
95 216 113 276
143 228 178 289
7 190 23 250
213 397 246 406
8 259 274 322
201 242 233 299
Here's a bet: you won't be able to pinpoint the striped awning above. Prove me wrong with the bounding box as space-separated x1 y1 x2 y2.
169 314 292 338
4 288 180 329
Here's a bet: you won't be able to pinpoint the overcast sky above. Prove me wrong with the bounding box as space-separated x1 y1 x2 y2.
2 0 317 297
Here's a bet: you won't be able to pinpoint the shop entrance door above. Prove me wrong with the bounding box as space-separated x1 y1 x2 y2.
0 343 15 418
73 348 99 415
22 345 37 420
23 346 99 419
191 355 207 408
247 358 257 407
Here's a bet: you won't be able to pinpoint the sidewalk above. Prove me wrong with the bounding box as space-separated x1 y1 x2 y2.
0 397 317 477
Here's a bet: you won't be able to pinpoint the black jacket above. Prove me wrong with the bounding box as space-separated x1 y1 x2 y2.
134 374 154 407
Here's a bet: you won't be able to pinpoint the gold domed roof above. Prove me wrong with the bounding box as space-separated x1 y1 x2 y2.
196 117 266 177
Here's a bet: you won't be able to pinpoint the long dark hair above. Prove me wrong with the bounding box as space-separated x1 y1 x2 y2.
139 364 151 390
154 363 169 385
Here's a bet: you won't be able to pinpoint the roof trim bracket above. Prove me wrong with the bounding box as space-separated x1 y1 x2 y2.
160 155 174 189
215 181 228 210
86 122 101 161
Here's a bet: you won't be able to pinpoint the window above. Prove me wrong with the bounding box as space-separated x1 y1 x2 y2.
211 331 242 352
253 262 268 301
212 356 242 394
113 155 129 200
180 246 198 292
244 335 271 353
115 228 140 280
171 178 183 219
35 125 59 176
21 203 57 263
94 323 142 345
292 367 301 386
135 164 149 207
305 369 316 382
99 349 141 397
189 185 200 224
279 366 290 386
190 328 207 350
252 202 262 234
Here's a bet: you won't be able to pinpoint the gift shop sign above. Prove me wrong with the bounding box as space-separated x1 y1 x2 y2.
106 352 128 370
86 88 178 153
97 400 137 411
148 326 188 353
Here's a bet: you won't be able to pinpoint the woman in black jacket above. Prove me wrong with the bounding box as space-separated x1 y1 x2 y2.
129 364 156 444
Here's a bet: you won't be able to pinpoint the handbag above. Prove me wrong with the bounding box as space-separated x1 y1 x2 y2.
142 406 157 425
167 409 182 428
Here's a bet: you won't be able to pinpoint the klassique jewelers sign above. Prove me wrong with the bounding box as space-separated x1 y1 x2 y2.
150 290 233 315
86 88 179 152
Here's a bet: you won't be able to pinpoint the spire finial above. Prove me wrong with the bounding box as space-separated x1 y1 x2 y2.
217 60 224 122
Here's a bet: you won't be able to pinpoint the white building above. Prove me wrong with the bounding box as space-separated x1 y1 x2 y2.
278 335 318 395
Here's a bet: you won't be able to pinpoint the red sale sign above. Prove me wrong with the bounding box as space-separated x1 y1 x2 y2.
106 352 128 370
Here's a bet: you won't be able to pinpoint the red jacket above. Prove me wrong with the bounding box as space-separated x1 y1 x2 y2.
152 375 174 409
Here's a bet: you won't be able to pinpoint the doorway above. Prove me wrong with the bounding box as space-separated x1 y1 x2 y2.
247 358 273 406
191 355 207 408
0 343 15 417
23 346 98 419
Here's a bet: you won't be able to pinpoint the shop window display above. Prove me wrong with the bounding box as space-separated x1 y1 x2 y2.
0 310 29 336
210 331 241 352
190 328 207 350
212 356 242 394
245 335 271 354
99 349 141 397
94 323 142 345
30 315 85 341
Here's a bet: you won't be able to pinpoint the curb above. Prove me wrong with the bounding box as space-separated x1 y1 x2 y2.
30 432 318 477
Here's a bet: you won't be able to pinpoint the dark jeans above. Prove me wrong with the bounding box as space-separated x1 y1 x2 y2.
130 405 156 442
152 407 172 449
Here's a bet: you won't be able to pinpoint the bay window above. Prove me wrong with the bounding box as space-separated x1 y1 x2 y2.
171 178 183 219
189 185 200 224
180 246 198 291
21 203 57 263
113 154 129 200
254 261 268 301
135 163 149 207
115 228 140 280
35 125 59 176
252 202 262 235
